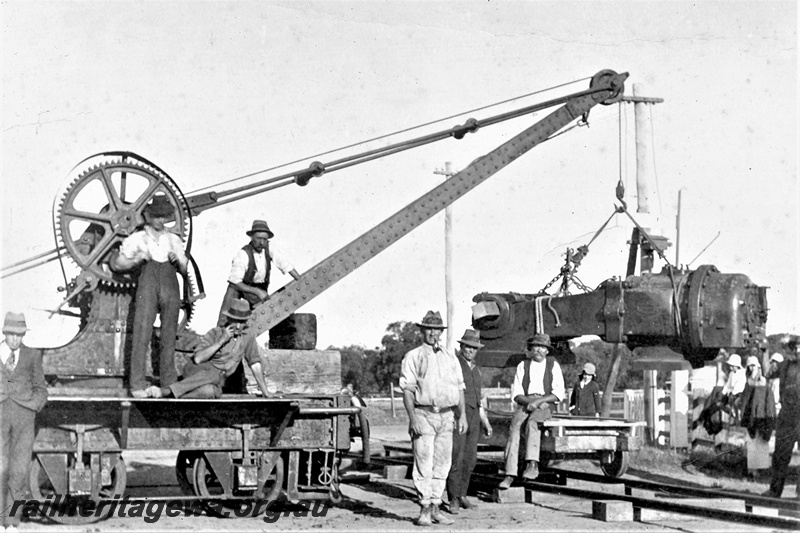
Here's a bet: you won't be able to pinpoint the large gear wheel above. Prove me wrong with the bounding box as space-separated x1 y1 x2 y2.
56 153 191 289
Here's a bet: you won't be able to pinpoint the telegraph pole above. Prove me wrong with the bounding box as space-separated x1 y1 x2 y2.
434 162 455 353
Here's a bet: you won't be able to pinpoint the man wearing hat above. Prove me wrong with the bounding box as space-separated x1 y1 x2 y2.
767 352 784 415
111 193 189 398
446 329 492 514
399 311 467 526
762 335 800 499
0 312 47 530
149 299 271 399
498 333 565 489
569 362 602 417
216 219 301 327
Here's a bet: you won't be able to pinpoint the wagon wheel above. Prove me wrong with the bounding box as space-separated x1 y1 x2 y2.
599 450 629 478
175 450 200 495
30 453 126 525
193 452 284 518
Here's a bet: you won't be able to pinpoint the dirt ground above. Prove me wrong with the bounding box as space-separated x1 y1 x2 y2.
13 416 798 533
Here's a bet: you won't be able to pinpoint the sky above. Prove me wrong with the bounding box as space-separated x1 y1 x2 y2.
1 1 797 353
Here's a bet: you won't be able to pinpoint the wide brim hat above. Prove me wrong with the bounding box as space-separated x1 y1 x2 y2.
458 329 484 349
582 362 596 375
246 219 275 238
2 312 28 334
221 298 252 321
526 333 554 353
770 353 784 363
144 193 175 219
726 353 742 368
415 310 447 329
745 355 761 369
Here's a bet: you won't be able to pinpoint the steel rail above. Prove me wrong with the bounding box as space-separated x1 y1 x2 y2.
341 450 799 529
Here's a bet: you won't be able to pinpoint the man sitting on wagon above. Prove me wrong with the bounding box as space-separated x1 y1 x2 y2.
498 333 565 489
149 298 271 399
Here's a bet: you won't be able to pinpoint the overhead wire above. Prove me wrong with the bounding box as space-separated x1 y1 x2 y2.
186 76 592 195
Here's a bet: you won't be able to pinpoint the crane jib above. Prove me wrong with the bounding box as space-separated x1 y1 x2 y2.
247 70 629 336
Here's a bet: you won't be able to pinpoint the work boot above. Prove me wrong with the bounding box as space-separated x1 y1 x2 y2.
498 476 514 489
415 504 432 527
459 496 477 509
447 498 460 514
522 461 539 480
430 504 454 525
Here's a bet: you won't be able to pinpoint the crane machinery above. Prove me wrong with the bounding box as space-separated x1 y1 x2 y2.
0 68 768 522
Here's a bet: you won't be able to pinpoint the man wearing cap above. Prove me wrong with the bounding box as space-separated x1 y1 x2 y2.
762 335 800 499
446 329 492 514
569 362 601 417
216 219 301 327
498 333 565 489
399 311 467 526
111 193 189 398
149 299 271 399
0 312 47 530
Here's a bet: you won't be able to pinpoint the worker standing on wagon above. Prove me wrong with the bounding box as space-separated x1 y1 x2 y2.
111 194 188 399
149 298 271 399
498 333 565 489
569 363 602 417
399 310 467 527
762 335 800 499
0 312 48 531
446 329 492 515
216 219 301 327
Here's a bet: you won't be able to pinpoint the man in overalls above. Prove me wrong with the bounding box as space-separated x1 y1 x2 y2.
112 193 188 398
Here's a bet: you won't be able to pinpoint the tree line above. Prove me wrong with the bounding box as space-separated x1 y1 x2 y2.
333 321 790 396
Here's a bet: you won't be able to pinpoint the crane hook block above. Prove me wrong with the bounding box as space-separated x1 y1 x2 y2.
451 118 480 140
295 161 326 186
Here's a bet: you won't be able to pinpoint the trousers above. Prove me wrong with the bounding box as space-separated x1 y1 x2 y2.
504 408 543 476
446 404 480 500
411 408 454 506
169 360 226 399
130 260 180 391
0 400 36 527
768 405 800 496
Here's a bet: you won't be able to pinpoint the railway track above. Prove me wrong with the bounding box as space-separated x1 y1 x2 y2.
342 446 800 530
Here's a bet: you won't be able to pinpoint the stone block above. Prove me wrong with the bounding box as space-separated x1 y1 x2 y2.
592 500 633 522
382 465 408 480
635 498 743 522
493 486 526 503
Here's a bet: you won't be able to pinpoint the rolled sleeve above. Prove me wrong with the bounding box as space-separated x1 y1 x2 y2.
399 351 419 392
551 360 566 402
227 249 249 284
169 233 189 269
119 233 144 259
510 362 525 399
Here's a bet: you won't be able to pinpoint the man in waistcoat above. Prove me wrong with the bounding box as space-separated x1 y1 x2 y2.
111 194 188 398
446 329 492 514
0 312 48 531
216 219 301 327
498 333 565 489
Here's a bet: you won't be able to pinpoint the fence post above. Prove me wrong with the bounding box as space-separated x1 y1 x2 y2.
670 370 690 448
390 382 396 418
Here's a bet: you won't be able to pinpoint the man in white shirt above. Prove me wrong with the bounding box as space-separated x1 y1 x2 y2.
400 311 467 526
111 193 188 398
216 219 301 327
498 333 565 489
